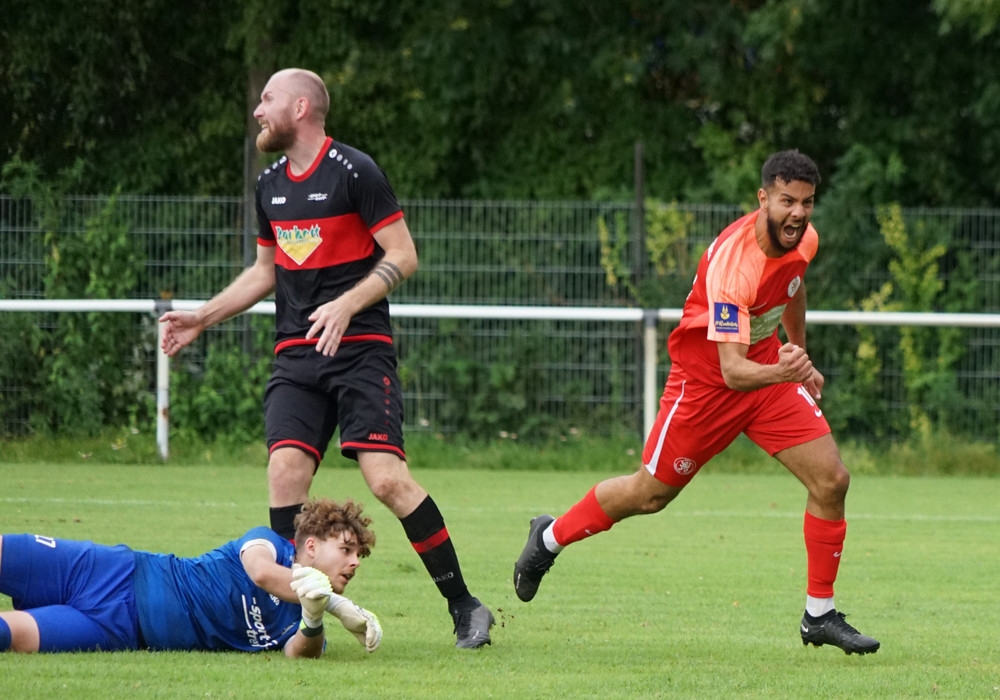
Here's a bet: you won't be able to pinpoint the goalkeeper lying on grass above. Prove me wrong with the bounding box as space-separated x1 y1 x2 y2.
0 498 381 657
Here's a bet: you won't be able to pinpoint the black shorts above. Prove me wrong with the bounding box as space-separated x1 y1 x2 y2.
263 340 405 465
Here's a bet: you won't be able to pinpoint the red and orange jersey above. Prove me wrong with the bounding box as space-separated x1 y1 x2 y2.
667 210 817 382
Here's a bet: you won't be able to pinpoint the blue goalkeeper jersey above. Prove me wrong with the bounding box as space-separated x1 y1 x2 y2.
132 526 301 651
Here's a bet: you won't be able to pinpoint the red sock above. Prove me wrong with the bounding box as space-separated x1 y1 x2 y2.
803 511 847 598
552 486 617 546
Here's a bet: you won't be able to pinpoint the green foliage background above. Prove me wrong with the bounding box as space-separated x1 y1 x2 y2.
3 0 1000 445
0 190 994 444
4 1 1000 206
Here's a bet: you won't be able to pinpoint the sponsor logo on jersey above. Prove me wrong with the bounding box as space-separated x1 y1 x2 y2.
367 432 389 442
749 304 786 344
673 457 697 475
244 595 277 648
271 196 287 205
713 302 739 333
307 193 328 202
274 223 323 265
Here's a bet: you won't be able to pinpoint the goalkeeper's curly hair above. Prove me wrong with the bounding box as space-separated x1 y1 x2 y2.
293 498 375 558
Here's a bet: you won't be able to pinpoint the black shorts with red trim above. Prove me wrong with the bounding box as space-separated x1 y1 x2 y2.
263 339 406 465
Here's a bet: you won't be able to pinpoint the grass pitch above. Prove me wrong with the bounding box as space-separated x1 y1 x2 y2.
0 458 998 699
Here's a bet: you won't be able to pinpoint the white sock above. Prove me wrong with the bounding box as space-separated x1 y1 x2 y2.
542 523 563 553
805 595 835 618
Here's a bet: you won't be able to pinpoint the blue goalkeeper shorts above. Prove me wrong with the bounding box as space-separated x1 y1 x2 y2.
0 534 142 652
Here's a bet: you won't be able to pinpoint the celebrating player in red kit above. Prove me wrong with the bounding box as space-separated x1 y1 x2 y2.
514 149 879 655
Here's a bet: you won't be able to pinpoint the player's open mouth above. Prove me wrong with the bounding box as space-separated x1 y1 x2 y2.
782 224 801 241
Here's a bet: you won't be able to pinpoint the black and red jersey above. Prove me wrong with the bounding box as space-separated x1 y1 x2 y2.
255 137 405 352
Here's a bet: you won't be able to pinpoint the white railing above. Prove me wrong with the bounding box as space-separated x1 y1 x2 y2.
4 298 1000 459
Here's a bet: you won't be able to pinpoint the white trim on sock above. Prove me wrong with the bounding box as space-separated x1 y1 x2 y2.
542 523 563 553
806 595 835 618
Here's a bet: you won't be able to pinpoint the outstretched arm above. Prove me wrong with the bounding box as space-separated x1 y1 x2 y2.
240 542 297 603
159 245 276 357
240 545 327 658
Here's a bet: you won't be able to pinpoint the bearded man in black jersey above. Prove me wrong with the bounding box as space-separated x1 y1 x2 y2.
160 67 494 649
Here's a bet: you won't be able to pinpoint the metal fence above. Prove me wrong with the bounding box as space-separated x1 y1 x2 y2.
2 194 999 443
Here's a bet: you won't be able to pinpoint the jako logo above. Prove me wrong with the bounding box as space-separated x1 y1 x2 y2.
367 432 389 442
271 196 286 204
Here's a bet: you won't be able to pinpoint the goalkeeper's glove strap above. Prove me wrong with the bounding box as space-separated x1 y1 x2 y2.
299 619 325 638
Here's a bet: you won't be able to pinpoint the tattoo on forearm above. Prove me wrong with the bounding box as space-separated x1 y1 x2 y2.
372 261 404 292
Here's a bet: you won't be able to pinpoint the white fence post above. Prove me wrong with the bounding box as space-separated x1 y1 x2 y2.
155 301 171 460
643 310 660 438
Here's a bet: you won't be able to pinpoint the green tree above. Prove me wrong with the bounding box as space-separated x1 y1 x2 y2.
2 0 245 195
933 0 1000 37
5 0 1000 205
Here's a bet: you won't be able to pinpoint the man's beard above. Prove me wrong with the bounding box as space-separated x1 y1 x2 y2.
256 119 296 153
766 215 803 253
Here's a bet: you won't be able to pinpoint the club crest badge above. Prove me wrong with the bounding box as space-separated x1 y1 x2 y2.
788 276 801 298
673 457 697 475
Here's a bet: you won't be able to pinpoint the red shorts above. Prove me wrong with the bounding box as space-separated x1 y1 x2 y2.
642 365 831 487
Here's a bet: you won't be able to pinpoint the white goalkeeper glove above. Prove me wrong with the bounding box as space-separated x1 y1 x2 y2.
289 564 332 628
326 592 383 652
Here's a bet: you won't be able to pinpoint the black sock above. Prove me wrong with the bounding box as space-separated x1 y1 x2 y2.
270 504 304 541
399 496 472 606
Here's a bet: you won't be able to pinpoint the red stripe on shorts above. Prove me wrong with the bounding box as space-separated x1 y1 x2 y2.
269 439 321 464
274 334 393 355
339 442 406 460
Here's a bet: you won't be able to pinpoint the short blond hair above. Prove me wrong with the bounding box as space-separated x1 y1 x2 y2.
271 68 330 123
